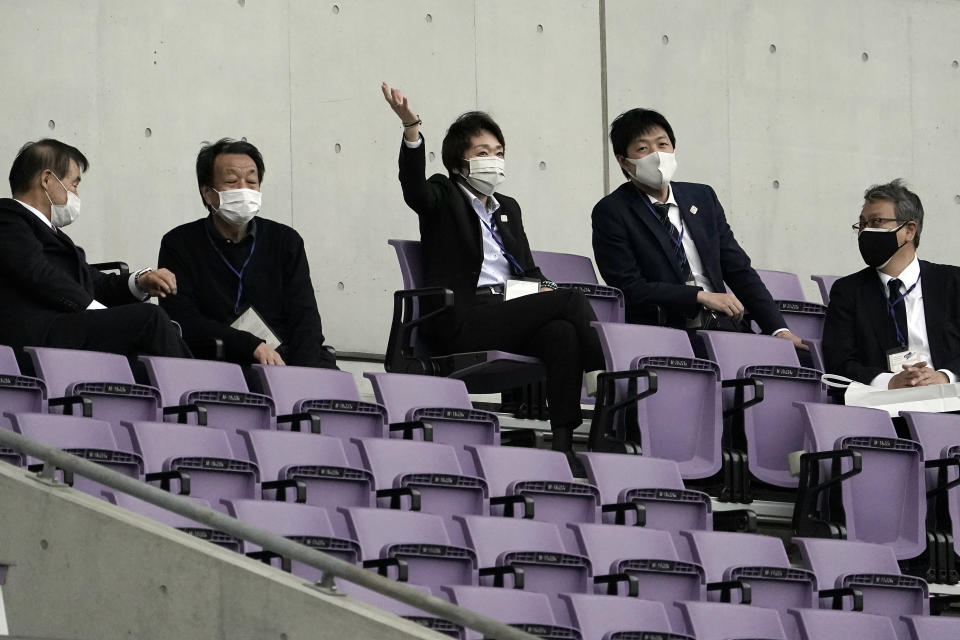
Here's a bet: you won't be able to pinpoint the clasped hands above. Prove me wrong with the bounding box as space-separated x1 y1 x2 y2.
889 362 949 389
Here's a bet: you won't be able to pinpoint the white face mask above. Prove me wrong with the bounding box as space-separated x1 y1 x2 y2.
213 188 261 225
463 156 506 196
44 173 81 228
627 151 677 191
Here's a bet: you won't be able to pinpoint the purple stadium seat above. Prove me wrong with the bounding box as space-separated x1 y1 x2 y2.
454 514 590 626
675 601 787 640
443 586 577 640
902 614 960 640
0 345 47 437
365 372 499 452
103 492 240 551
696 330 825 491
811 274 840 305
795 537 929 638
124 421 259 510
589 322 722 479
531 250 625 324
567 523 704 632
223 499 361 580
558 594 690 640
8 413 143 497
353 438 487 528
239 430 373 516
385 239 545 393
788 608 897 640
793 403 926 560
341 581 461 638
248 364 387 440
465 445 601 538
340 507 477 595
756 269 827 339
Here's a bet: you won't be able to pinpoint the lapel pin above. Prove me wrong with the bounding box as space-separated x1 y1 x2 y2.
500 214 509 222
689 206 698 215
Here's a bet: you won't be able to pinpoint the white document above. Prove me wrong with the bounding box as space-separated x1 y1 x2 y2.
231 307 281 349
822 374 960 417
505 278 540 301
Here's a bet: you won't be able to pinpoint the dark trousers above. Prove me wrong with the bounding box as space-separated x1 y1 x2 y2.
443 288 605 441
45 304 191 358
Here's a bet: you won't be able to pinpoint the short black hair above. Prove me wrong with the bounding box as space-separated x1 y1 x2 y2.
441 111 505 175
8 139 89 195
195 138 265 197
609 108 676 157
864 178 924 248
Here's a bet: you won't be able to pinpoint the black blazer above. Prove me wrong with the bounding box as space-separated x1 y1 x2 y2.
397 138 544 338
0 198 137 349
591 180 785 333
822 260 960 383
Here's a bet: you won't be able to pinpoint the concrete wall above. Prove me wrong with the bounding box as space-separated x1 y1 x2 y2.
1 0 959 354
0 462 446 640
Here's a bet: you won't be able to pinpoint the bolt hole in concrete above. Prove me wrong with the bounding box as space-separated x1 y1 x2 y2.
48 120 55 130
241 136 247 142
538 161 547 170
954 195 960 204
953 60 959 69
334 143 342 153
237 0 244 6
159 585 168 594
662 34 669 45
769 43 776 53
428 151 436 162
337 282 345 290
861 51 869 62
773 180 780 189
144 127 152 138
537 24 543 33
425 13 432 23
332 4 339 14
40 539 49 550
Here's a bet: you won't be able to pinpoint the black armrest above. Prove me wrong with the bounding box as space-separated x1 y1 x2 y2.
263 479 307 503
389 420 434 442
721 378 765 418
588 368 658 453
363 557 408 582
377 487 421 511
707 578 751 604
48 395 93 418
500 428 546 448
713 509 758 533
146 470 191 495
163 403 208 426
925 457 960 498
385 287 455 375
185 338 225 361
819 586 863 611
90 261 130 276
792 449 862 537
479 565 524 589
594 572 639 597
28 463 74 486
491 494 534 519
246 549 292 573
276 412 322 434
602 502 645 526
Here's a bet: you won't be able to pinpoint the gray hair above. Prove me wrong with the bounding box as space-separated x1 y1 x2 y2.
863 178 923 248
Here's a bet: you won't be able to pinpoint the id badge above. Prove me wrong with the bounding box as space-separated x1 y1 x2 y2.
504 278 540 301
886 347 924 372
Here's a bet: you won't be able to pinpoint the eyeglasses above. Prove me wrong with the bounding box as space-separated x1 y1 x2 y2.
851 218 902 231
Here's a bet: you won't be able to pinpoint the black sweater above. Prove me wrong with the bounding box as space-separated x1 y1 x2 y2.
158 215 335 368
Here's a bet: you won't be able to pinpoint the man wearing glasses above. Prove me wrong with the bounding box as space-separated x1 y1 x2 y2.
823 179 960 388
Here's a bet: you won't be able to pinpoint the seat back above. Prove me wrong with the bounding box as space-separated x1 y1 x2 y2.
697 330 824 488
676 601 787 640
0 346 46 441
0 345 21 375
104 493 239 551
443 586 572 640
757 269 807 300
789 608 897 640
249 364 360 413
755 269 826 339
811 275 840 305
901 614 960 640
593 322 722 479
530 251 599 285
388 239 427 290
558 594 684 640
795 402 926 558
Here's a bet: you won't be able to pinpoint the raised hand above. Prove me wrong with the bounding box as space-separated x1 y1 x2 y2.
381 82 420 141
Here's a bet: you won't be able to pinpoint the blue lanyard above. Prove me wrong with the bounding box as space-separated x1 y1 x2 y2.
476 212 524 275
207 231 257 315
885 275 920 347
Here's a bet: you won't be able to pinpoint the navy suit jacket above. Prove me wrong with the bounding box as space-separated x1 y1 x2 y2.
591 181 785 333
823 260 960 384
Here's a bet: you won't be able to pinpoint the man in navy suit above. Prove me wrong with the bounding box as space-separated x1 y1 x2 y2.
591 108 804 349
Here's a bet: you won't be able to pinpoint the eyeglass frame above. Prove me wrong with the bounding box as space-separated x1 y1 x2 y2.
851 217 907 232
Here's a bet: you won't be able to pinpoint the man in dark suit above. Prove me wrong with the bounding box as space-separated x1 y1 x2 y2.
591 108 804 348
382 83 604 458
0 139 189 358
823 179 960 388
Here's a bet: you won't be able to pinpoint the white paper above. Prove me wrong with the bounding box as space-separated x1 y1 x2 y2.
842 380 960 417
504 278 540 301
887 349 925 372
230 307 281 349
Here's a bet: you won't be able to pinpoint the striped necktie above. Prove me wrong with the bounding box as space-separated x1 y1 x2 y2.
652 202 692 283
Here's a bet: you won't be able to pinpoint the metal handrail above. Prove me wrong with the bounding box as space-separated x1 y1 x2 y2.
0 427 538 640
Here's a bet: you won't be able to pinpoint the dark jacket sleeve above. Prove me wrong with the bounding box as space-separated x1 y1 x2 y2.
822 277 885 384
158 232 262 362
280 231 336 369
398 136 447 218
0 213 95 311
710 188 787 334
591 196 701 311
82 248 140 307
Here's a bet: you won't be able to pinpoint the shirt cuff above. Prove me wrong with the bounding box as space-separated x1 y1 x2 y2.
938 369 957 383
128 269 151 301
772 328 790 337
870 372 895 389
86 299 107 310
402 135 424 149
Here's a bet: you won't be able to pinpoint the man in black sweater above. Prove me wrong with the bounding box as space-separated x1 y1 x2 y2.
158 139 336 368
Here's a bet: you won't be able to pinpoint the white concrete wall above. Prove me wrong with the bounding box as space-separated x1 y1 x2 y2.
2 0 959 354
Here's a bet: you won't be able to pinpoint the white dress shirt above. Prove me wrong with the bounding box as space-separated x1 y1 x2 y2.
645 187 788 336
403 135 512 287
14 199 147 308
871 256 956 388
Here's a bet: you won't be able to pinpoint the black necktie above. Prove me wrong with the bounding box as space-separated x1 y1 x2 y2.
888 278 908 347
652 202 692 283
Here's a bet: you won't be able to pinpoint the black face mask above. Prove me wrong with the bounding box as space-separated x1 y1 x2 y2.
858 221 908 268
